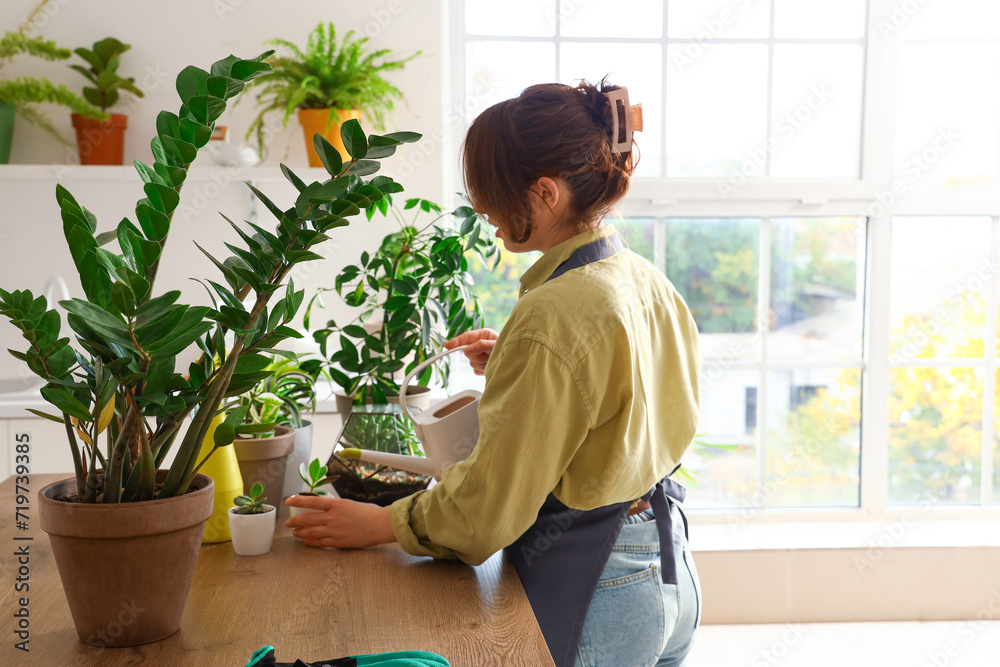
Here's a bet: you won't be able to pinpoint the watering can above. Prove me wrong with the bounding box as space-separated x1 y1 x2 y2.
339 346 481 481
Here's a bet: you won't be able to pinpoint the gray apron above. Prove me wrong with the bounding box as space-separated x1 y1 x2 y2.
505 234 690 667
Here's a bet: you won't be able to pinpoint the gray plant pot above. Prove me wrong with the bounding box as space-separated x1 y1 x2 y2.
278 420 313 520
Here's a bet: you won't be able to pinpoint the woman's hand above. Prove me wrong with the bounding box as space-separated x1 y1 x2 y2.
445 328 499 376
284 495 396 549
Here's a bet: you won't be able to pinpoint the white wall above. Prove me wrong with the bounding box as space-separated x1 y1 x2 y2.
0 0 451 386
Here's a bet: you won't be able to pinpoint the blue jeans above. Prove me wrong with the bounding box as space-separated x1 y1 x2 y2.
575 502 701 667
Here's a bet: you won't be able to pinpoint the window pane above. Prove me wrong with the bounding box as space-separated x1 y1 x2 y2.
465 0 555 36
684 369 758 509
667 0 770 39
895 44 1000 190
665 218 759 361
889 217 991 360
560 42 663 177
665 45 769 177
893 0 1000 40
765 369 861 507
769 217 865 362
466 41 556 120
466 245 540 333
889 367 983 505
769 45 864 178
561 0 662 38
616 217 656 264
773 0 866 38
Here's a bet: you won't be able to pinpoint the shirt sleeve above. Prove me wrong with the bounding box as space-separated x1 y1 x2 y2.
389 335 593 565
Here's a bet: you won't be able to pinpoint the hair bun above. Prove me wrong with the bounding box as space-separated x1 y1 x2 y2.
576 78 614 136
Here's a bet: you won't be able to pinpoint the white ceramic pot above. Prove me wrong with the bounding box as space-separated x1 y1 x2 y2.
228 505 276 556
288 493 327 541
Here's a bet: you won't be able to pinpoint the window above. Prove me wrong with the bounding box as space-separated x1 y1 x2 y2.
452 0 1000 520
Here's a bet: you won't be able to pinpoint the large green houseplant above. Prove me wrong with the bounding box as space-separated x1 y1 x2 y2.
244 21 419 166
0 28 106 162
305 197 494 505
1 49 420 646
307 196 496 407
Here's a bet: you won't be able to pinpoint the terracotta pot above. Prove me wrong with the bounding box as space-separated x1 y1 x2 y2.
228 505 276 556
38 472 214 647
72 113 127 165
233 425 295 512
297 108 361 167
334 384 432 418
0 103 14 164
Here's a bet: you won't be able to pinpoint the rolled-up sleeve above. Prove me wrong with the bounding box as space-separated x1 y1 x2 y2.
389 335 592 565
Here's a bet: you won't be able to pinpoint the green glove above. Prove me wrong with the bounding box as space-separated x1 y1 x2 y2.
246 646 450 667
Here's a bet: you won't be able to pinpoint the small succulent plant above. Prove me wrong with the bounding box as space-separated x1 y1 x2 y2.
298 458 336 495
233 482 270 514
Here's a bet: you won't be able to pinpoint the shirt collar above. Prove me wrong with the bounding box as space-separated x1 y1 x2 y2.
518 225 618 297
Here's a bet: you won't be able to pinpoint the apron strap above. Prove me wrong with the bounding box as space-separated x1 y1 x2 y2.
544 233 624 284
641 474 688 586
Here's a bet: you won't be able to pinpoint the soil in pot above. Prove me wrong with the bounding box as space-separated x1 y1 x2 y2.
234 425 295 513
228 506 277 556
326 454 430 507
72 113 128 165
38 471 214 647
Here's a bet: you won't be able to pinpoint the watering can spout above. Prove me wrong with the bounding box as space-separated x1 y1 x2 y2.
340 448 438 478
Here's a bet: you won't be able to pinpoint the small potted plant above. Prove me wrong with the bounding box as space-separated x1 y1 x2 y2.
228 482 277 556
0 2 106 163
244 21 419 165
228 388 296 516
256 356 326 502
69 36 145 165
287 458 337 526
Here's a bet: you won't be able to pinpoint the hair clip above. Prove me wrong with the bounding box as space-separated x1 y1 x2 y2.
605 88 643 154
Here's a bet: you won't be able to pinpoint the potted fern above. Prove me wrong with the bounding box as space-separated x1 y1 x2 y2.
2 49 421 647
0 28 105 163
244 21 419 166
69 37 145 165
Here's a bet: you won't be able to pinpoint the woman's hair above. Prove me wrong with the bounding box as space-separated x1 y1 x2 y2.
461 77 638 244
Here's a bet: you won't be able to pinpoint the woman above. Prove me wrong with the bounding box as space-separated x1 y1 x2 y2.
286 79 702 667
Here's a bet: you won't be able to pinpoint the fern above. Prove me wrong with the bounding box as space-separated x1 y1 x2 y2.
0 33 70 62
0 78 107 144
244 22 419 156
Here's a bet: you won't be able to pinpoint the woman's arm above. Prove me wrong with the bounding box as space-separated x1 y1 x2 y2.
284 494 396 548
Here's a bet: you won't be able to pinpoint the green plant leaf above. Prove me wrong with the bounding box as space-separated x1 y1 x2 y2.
347 160 380 177
175 66 209 104
312 134 343 175
340 119 367 159
382 131 422 143
213 422 235 447
186 96 226 124
40 385 91 421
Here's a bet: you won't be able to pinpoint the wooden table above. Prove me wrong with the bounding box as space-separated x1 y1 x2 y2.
0 474 554 666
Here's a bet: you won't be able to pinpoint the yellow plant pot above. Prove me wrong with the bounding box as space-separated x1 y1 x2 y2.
297 107 361 167
197 412 244 543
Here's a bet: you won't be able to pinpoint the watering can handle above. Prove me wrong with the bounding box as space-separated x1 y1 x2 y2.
399 345 469 426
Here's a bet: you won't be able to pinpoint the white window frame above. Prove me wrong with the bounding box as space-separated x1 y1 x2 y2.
448 0 1000 524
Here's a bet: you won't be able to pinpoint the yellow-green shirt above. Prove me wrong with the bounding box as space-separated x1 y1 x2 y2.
389 225 700 565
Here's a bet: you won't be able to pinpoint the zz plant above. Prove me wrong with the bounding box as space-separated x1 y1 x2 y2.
0 51 420 504
307 197 496 404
